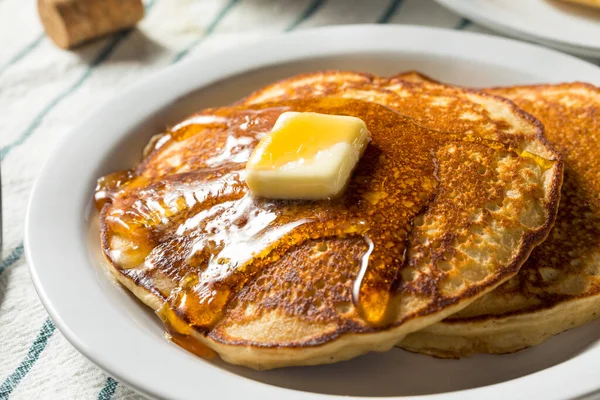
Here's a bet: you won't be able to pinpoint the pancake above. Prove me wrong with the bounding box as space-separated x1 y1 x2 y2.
394 74 600 357
97 78 561 369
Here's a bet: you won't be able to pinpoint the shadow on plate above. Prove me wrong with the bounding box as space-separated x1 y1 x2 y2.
224 320 600 396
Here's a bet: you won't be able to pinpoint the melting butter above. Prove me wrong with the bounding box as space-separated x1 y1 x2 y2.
245 111 370 200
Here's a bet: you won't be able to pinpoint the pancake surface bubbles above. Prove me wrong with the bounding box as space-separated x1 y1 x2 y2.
396 74 600 357
97 76 560 369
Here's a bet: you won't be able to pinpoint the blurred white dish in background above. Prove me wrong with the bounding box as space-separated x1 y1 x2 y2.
435 0 600 58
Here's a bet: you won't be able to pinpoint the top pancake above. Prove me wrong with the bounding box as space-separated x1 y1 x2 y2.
396 73 600 356
97 72 561 369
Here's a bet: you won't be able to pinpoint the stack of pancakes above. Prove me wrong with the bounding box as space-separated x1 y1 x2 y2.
96 69 599 369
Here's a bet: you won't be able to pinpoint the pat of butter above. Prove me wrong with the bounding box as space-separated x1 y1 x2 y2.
246 111 370 199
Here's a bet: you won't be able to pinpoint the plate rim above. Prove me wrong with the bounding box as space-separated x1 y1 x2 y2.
25 24 600 400
434 0 600 57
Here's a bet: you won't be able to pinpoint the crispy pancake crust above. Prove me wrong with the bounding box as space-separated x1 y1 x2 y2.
396 74 600 357
98 73 562 369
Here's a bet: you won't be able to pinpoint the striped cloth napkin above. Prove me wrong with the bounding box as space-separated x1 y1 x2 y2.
0 0 558 398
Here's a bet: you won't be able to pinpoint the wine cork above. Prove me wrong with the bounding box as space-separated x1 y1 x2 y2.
38 0 144 49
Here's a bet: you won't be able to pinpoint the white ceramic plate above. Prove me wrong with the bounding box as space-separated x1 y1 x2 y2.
434 0 600 58
26 25 600 400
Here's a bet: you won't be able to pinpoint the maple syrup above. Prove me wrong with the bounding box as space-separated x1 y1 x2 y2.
95 97 555 355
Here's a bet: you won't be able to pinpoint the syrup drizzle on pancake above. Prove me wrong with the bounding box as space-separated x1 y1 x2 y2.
95 98 547 355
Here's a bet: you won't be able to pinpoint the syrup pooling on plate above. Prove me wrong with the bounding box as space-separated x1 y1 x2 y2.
96 97 548 348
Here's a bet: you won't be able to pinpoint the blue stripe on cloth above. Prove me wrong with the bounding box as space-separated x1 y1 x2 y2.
0 318 56 399
172 0 242 64
0 243 24 275
454 18 472 30
285 0 327 31
377 0 405 23
0 0 159 161
0 34 44 77
0 32 128 161
97 377 118 400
